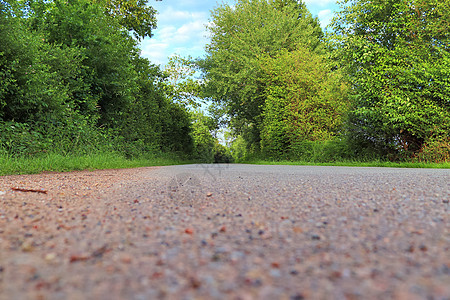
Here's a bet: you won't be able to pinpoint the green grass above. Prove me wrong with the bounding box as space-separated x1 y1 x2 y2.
1 152 448 176
240 159 450 169
0 152 191 176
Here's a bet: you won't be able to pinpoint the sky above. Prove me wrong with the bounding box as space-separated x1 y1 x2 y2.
140 0 340 66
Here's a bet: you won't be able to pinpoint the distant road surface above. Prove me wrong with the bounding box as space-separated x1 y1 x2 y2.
0 164 449 299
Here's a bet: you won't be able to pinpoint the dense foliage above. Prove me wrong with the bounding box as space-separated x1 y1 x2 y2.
260 47 349 158
330 0 450 161
1 0 448 165
201 0 448 163
0 0 194 159
201 0 349 159
202 0 323 142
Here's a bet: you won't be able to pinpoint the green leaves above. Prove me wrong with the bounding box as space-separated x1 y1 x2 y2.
0 0 196 159
260 46 349 158
202 0 324 147
91 0 158 40
330 0 450 158
163 55 204 108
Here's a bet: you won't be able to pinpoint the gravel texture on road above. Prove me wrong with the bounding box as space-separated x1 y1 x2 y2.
0 164 449 299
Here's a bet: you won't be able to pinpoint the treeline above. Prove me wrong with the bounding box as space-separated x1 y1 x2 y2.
2 0 448 165
199 0 449 163
0 0 197 160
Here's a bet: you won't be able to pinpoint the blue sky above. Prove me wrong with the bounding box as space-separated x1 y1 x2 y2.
140 0 340 66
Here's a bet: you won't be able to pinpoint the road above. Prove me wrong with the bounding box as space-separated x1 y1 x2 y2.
0 164 449 299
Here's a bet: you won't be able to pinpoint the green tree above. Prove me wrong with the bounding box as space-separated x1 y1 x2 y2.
190 110 216 162
0 4 69 124
38 0 140 129
1 0 196 158
163 55 203 108
331 0 450 159
260 46 349 158
201 0 323 148
0 1 109 155
92 0 158 40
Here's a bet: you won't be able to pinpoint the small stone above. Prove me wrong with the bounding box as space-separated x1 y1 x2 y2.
270 269 281 277
244 277 263 287
206 192 213 197
190 277 201 289
185 228 194 235
293 227 303 233
45 253 57 262
120 254 132 264
315 222 325 228
443 199 449 204
311 234 321 240
290 294 305 300
211 253 222 261
271 262 280 268
69 254 90 263
21 241 34 252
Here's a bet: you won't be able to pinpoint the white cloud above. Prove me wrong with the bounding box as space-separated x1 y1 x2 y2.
175 20 206 43
303 0 334 6
140 41 170 65
318 9 333 28
142 1 338 65
156 7 207 25
141 6 210 66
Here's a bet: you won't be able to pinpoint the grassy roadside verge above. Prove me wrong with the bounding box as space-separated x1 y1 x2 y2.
1 153 448 176
0 152 192 176
240 160 450 169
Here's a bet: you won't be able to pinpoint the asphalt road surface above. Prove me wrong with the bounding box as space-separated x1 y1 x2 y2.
0 164 449 299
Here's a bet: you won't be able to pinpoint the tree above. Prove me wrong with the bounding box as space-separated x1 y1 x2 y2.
1 0 195 158
0 0 110 155
91 0 158 40
330 0 450 159
260 46 349 158
163 55 203 108
201 0 323 148
0 1 82 124
33 0 142 129
190 110 216 162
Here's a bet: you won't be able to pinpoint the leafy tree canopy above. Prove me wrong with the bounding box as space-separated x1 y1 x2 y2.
330 0 450 157
92 0 158 40
201 0 323 144
0 0 196 159
260 46 350 158
163 55 204 108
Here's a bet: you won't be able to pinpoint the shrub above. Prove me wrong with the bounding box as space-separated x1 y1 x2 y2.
413 137 450 163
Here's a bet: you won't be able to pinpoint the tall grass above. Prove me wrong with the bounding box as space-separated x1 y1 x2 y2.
237 138 450 169
243 159 450 169
0 151 191 176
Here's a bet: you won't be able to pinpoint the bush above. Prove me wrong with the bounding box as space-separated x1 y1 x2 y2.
0 121 46 156
260 46 349 158
413 137 450 163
